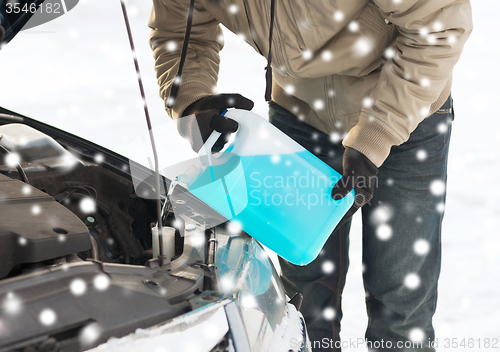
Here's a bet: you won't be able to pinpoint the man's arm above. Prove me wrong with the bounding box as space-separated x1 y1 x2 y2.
148 0 223 119
343 0 473 167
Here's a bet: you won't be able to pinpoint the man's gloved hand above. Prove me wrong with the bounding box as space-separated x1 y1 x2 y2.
179 93 254 153
331 147 379 231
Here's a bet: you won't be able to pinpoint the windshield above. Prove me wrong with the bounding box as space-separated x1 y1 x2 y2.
0 0 268 168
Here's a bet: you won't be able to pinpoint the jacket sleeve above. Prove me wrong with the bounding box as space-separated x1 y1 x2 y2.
342 0 473 167
148 0 223 119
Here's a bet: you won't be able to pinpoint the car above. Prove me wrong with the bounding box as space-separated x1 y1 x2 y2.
0 2 311 352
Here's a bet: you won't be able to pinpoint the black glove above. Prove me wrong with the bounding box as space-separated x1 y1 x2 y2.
179 93 254 153
331 147 378 231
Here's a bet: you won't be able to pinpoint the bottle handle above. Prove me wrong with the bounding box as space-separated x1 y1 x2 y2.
198 131 222 158
198 109 238 160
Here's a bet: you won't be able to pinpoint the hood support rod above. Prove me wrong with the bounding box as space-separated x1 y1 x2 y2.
119 0 166 265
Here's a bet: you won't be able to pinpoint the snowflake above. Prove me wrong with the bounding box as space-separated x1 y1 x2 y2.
302 49 313 60
70 278 87 296
404 273 420 290
414 239 430 256
369 204 394 225
328 89 335 97
94 274 110 291
58 234 66 242
376 224 393 241
322 307 336 320
384 47 396 59
437 122 448 133
80 197 96 214
4 152 21 167
94 154 104 163
333 11 344 22
420 107 430 117
285 84 295 95
228 4 238 14
31 205 41 216
79 322 102 346
3 292 22 315
409 328 425 342
447 36 457 45
427 35 437 45
429 180 445 196
18 237 27 246
436 202 445 213
227 221 242 234
432 21 444 32
39 308 57 326
321 50 333 62
420 78 430 88
416 149 427 161
362 97 373 108
419 28 429 37
189 232 206 247
271 155 281 163
354 38 373 57
348 21 359 32
241 295 257 308
329 132 341 143
313 99 325 110
386 178 394 186
321 260 335 274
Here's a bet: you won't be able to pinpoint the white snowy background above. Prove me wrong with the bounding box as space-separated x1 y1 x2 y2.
0 0 498 350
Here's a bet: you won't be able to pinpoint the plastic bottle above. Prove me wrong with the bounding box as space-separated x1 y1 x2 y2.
185 109 354 265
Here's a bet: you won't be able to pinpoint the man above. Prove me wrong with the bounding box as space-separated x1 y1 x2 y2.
149 0 472 350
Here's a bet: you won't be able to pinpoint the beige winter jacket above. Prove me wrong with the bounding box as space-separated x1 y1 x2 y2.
149 0 472 167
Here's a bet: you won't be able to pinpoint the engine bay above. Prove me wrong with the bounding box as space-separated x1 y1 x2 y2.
0 122 166 278
0 113 224 351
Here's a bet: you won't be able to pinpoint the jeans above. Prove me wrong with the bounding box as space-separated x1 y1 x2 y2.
268 97 453 352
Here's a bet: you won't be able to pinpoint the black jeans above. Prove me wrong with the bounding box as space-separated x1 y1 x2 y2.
269 97 453 352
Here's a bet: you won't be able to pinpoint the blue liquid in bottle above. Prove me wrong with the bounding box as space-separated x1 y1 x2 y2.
189 149 354 265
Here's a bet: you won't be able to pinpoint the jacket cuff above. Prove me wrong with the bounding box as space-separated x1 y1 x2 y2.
342 112 403 168
165 81 213 120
